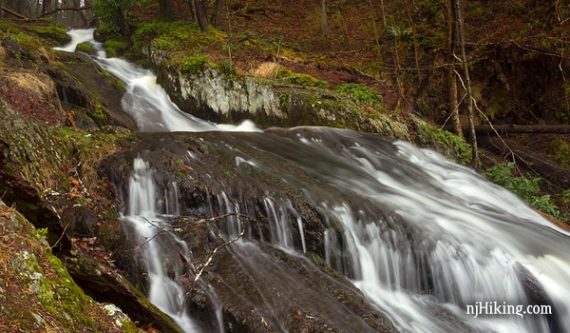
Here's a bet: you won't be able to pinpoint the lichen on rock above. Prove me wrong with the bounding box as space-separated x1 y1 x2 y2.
0 200 141 332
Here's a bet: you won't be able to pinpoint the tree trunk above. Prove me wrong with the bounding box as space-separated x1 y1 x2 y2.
160 0 175 20
447 0 462 137
73 0 88 25
194 0 208 32
211 0 224 27
43 0 52 15
453 0 479 167
321 0 328 38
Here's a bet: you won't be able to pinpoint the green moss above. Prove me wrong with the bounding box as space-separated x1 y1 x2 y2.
90 104 108 125
0 19 69 46
133 20 209 51
76 42 97 55
336 83 382 106
103 38 128 57
32 227 49 241
179 54 210 74
22 21 70 44
6 31 39 48
277 69 327 88
52 127 93 145
98 68 126 91
119 318 141 333
416 124 472 164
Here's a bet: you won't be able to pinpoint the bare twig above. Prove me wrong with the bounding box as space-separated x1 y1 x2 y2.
51 222 69 249
183 213 253 301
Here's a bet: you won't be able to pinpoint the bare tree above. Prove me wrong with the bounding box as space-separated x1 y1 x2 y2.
453 0 479 167
321 0 328 38
211 0 224 27
447 0 462 137
194 0 208 32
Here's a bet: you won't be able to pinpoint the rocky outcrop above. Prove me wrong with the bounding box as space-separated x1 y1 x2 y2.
0 20 187 331
143 46 411 140
99 131 399 332
0 200 141 332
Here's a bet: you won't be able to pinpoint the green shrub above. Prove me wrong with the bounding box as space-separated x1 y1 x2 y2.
215 59 236 77
277 69 327 88
336 83 382 105
485 162 561 217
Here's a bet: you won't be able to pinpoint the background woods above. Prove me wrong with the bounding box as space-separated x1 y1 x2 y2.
0 0 94 26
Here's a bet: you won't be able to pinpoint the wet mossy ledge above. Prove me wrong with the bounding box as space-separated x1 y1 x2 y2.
103 19 472 163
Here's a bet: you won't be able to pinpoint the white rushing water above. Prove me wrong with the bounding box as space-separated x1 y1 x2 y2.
56 29 570 333
124 158 198 332
56 29 257 132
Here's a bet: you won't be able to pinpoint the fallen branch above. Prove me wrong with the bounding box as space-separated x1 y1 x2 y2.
38 6 92 18
0 6 28 20
473 124 570 135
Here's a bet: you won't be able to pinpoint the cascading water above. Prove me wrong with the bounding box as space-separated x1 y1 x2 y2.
124 158 197 332
56 29 570 333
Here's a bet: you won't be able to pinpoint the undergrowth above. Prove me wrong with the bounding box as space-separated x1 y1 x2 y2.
276 69 327 88
485 162 562 218
336 83 382 106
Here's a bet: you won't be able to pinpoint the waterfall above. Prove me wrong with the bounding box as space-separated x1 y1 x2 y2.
124 158 197 332
56 29 570 333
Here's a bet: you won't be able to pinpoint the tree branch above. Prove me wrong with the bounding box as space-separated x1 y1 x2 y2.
38 6 92 19
0 6 28 20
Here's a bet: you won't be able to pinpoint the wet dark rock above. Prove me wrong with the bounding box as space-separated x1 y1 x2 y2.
99 131 400 332
61 206 98 237
46 52 136 129
516 263 562 333
62 249 184 333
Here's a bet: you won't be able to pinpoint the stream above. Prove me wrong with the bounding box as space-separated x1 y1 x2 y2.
56 29 570 333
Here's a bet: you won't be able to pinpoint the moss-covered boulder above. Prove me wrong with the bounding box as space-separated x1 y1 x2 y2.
76 41 97 55
46 52 134 129
0 200 141 332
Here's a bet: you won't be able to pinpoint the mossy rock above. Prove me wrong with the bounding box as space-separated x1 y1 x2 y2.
0 19 70 48
76 42 97 55
411 117 472 164
0 201 141 332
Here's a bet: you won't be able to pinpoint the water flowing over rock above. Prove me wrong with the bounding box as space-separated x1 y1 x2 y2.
55 29 570 332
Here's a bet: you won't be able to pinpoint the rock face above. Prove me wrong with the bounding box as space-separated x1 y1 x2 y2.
143 46 411 140
0 200 140 333
99 130 403 333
